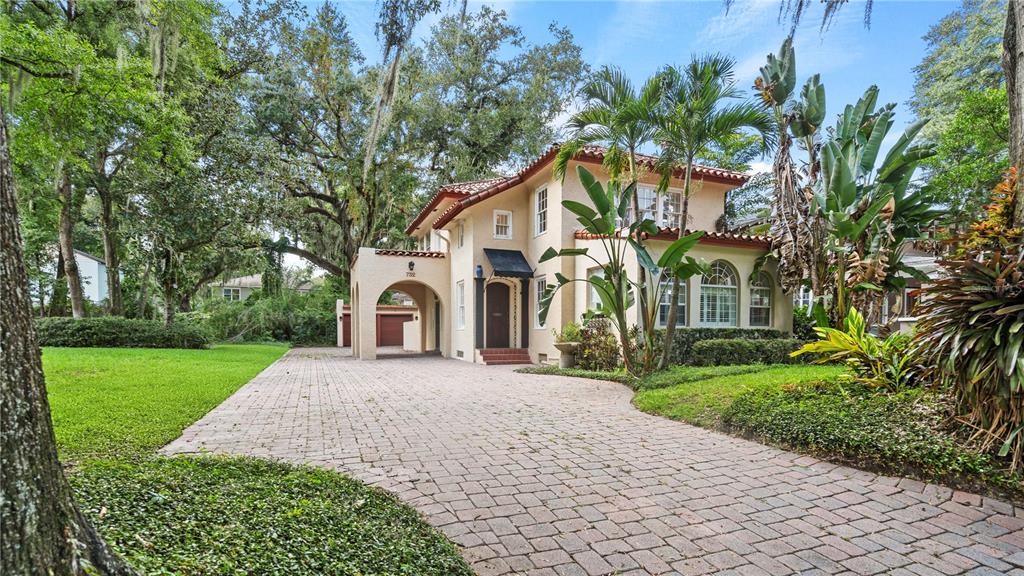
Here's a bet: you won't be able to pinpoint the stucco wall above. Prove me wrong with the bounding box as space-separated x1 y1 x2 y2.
348 247 451 360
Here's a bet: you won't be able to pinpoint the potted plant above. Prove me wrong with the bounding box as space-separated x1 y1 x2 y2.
552 322 582 368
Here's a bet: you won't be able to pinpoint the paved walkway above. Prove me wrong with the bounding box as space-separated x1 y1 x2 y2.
163 348 1024 576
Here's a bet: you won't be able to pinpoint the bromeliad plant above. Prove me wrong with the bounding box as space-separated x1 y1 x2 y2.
912 248 1024 473
539 165 706 376
791 307 916 392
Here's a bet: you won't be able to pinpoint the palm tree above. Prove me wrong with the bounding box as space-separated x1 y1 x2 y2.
653 54 774 369
555 66 664 331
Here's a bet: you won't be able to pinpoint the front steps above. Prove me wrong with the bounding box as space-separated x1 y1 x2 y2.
480 348 532 365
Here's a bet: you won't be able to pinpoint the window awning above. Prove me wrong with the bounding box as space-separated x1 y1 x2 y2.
483 249 534 278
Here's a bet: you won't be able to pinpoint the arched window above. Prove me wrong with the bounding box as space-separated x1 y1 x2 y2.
749 272 772 327
658 275 686 327
700 261 738 327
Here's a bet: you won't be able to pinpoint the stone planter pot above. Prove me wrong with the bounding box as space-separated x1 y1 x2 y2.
554 342 580 369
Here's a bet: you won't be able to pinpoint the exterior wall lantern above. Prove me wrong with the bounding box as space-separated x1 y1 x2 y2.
408 261 415 272
475 264 483 278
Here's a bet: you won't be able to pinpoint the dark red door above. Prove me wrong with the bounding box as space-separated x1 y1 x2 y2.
486 283 510 348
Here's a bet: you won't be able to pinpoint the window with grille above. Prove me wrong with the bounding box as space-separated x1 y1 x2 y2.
456 281 465 329
700 260 738 327
535 187 548 235
661 190 683 229
794 285 813 308
749 272 772 327
535 277 547 328
658 275 686 327
457 221 464 248
493 210 512 239
222 288 241 301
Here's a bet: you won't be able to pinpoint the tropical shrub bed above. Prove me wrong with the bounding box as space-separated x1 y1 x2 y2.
689 338 804 366
35 317 209 349
722 382 1022 499
72 457 473 576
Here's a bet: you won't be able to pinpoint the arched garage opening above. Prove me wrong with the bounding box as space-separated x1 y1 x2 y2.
347 247 450 360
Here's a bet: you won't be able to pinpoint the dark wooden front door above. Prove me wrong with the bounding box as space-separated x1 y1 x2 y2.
486 283 510 348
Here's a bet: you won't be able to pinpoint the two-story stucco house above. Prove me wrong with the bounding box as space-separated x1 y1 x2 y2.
344 144 793 363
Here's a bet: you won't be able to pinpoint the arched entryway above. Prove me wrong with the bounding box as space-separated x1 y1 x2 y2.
347 247 450 360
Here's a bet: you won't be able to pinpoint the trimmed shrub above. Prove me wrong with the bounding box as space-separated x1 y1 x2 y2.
35 317 209 349
658 327 784 365
689 338 803 367
578 317 619 371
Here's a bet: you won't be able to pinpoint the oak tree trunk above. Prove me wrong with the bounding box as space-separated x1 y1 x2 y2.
57 170 86 318
1005 0 1024 228
97 185 123 316
1 99 137 576
49 251 68 317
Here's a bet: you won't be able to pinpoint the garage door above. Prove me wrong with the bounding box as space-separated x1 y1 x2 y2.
378 314 413 346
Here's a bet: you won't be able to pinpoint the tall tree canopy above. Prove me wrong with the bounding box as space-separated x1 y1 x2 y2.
911 0 1006 140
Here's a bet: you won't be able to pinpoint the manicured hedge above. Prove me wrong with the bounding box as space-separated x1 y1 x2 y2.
35 317 209 349
689 338 804 367
658 327 784 365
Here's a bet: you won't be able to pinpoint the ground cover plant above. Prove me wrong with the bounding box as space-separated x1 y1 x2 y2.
633 364 1023 500
71 458 473 576
43 345 471 574
515 365 638 386
722 381 1022 499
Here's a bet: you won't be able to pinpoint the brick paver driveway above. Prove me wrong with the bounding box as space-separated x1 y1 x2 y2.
163 348 1024 575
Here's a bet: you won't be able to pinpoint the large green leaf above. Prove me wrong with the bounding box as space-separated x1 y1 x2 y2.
576 165 611 217
657 231 704 268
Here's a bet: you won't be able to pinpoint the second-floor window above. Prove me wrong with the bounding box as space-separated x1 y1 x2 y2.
493 210 512 239
626 187 685 229
535 187 548 235
457 221 465 248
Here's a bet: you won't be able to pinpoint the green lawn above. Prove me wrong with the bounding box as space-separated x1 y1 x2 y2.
633 364 845 427
43 344 287 462
44 344 472 575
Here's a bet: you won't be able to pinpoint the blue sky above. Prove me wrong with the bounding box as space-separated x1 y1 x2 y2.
330 0 957 169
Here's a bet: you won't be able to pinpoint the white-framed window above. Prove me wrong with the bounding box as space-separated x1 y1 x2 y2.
749 272 772 327
661 190 683 229
457 221 465 248
658 275 686 327
535 187 548 236
535 276 547 328
493 209 512 239
700 260 738 327
456 280 465 329
222 287 241 301
794 285 814 308
587 267 604 311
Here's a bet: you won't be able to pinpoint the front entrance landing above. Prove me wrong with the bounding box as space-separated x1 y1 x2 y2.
164 349 1024 576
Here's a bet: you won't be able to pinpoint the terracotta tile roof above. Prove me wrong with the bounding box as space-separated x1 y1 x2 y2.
419 144 749 233
403 177 512 235
573 227 770 249
373 249 447 258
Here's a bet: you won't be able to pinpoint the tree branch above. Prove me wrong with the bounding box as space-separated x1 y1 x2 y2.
280 244 346 277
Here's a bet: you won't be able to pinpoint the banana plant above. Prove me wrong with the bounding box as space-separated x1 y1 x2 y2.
539 165 706 375
811 87 937 325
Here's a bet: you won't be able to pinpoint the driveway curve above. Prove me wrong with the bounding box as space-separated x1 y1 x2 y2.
163 348 1024 575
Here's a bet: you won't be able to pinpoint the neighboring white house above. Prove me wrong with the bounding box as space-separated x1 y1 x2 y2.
73 250 110 304
208 273 316 301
